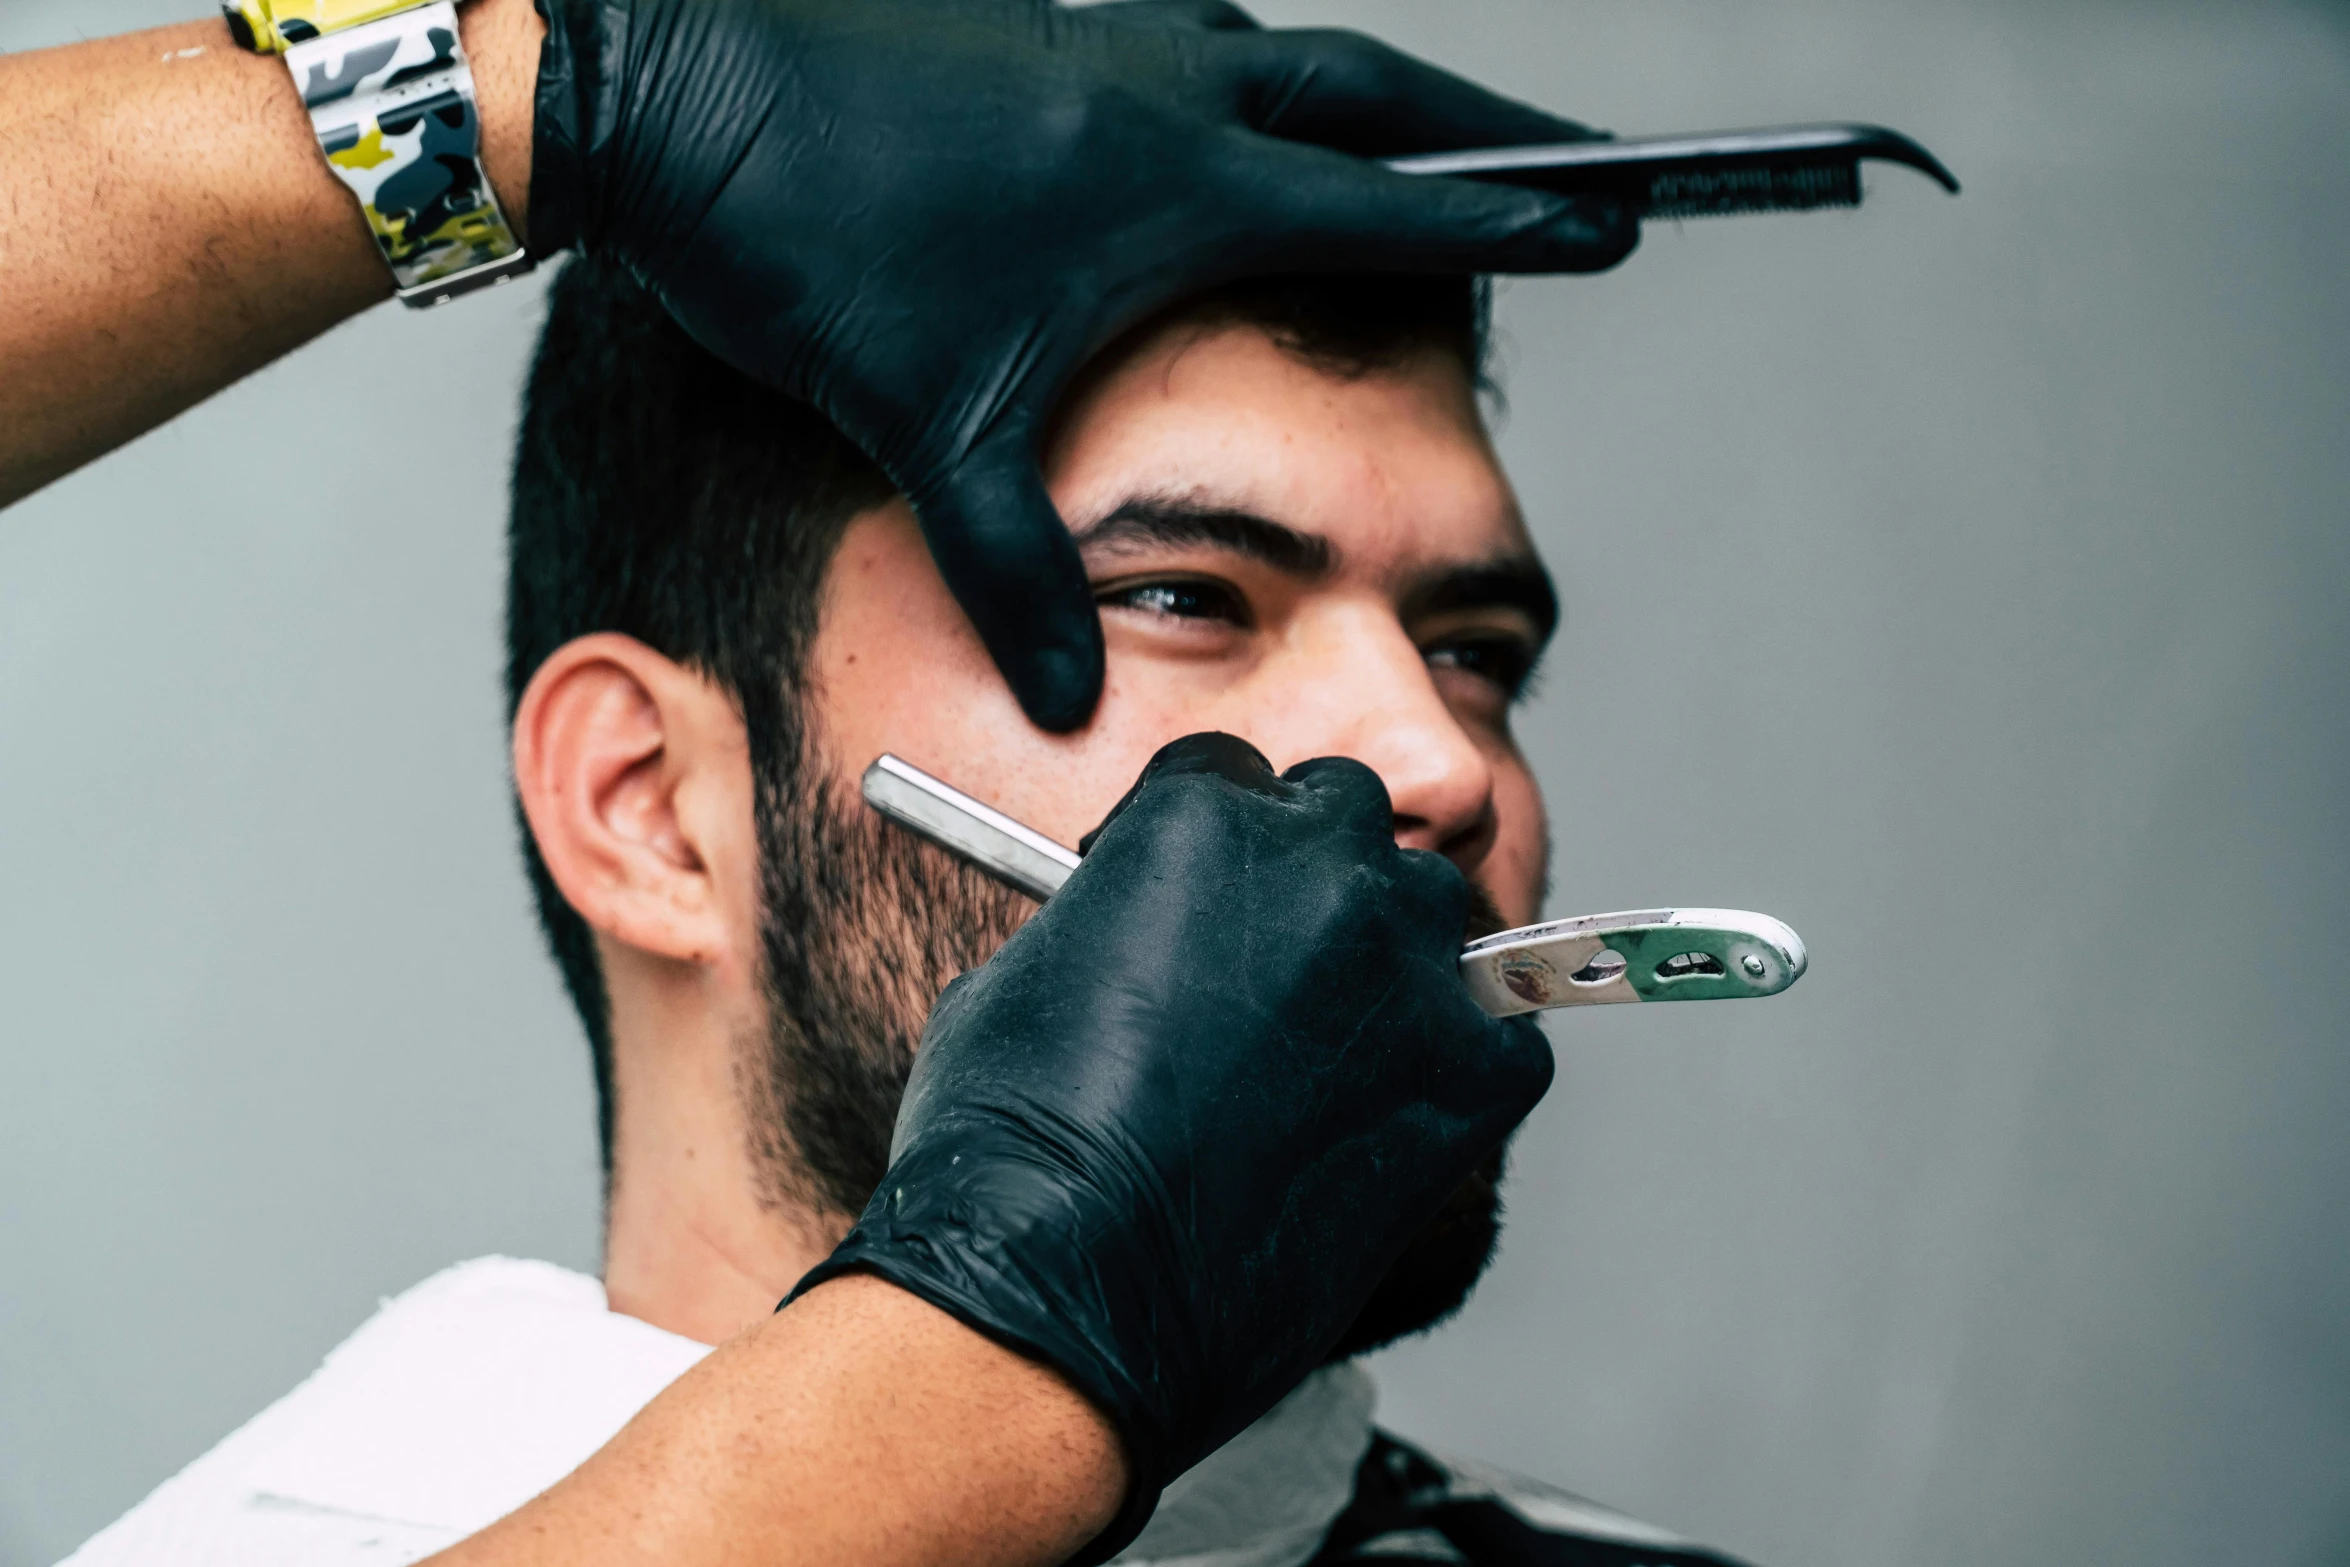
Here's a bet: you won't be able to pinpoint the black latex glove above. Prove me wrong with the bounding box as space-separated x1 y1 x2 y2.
787 734 1555 1563
530 0 1634 732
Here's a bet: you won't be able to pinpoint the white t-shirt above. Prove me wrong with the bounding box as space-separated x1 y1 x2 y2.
61 1256 1375 1567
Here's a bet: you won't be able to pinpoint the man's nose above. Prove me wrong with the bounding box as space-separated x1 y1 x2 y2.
1270 615 1498 874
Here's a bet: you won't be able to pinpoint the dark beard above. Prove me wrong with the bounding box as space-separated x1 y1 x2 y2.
745 739 1513 1357
746 749 1033 1224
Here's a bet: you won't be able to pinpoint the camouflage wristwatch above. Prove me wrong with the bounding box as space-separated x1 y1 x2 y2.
226 0 533 307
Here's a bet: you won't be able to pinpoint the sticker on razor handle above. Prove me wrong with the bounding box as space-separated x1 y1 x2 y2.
1459 909 1808 1016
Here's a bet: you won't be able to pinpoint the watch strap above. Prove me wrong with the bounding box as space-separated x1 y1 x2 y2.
285 2 532 305
223 0 428 56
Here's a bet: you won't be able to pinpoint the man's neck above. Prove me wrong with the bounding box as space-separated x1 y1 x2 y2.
602 1167 842 1346
600 956 847 1345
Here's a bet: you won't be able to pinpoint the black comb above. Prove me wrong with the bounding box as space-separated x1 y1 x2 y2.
1387 123 1958 220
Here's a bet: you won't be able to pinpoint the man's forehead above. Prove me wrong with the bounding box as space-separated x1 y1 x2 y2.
1051 318 1523 540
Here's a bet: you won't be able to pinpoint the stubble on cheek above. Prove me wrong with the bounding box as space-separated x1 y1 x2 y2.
741 751 1037 1225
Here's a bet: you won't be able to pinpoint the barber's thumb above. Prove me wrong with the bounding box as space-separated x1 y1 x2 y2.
1088 0 1261 30
1294 151 1640 276
913 439 1106 734
1406 181 1639 275
1079 733 1279 854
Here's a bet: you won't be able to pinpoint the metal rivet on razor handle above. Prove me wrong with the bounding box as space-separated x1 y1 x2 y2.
860 754 1808 1020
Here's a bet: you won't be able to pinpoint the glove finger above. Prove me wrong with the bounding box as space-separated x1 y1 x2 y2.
1236 136 1638 275
1230 27 1601 155
1384 841 1476 947
1145 731 1281 791
1079 732 1278 854
1473 1014 1557 1129
913 436 1106 734
1280 753 1402 838
1089 0 1262 31
1400 1016 1557 1175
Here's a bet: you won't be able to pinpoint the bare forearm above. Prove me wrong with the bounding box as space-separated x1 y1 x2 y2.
0 0 540 507
428 1275 1125 1567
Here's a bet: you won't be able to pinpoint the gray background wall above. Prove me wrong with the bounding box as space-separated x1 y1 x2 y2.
4 0 2345 1562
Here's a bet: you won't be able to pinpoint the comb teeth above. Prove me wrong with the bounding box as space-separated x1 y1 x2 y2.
1643 159 1860 219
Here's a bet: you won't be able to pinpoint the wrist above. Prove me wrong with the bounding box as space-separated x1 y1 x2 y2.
457 0 543 245
690 1274 1127 1567
789 1129 1182 1565
221 0 541 302
792 1273 1129 1538
521 0 588 257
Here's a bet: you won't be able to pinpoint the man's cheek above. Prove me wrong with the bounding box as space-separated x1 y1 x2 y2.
1028 674 1226 850
1484 762 1549 927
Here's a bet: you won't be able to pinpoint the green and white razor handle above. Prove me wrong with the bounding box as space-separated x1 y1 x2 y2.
1458 908 1804 1014
863 755 1808 1018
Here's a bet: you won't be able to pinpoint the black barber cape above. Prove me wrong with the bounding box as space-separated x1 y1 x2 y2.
1306 1433 1753 1567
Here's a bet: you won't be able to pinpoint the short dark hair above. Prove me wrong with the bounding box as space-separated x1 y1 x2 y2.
507 255 1492 1174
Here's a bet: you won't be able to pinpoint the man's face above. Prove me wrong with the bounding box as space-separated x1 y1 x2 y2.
748 316 1555 1353
817 321 1552 915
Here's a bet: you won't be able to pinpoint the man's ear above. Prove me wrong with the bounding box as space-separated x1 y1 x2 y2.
512 633 754 971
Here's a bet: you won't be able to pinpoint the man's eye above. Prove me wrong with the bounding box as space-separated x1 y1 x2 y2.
1098 577 1251 627
1427 635 1539 700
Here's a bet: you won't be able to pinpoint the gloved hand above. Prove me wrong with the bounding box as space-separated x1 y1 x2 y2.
786 734 1555 1563
529 0 1634 731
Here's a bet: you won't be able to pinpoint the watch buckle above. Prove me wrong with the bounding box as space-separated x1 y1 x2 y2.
396 249 538 310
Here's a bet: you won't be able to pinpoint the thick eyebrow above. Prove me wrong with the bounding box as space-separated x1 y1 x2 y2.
1399 557 1561 647
1075 492 1558 646
1073 497 1336 579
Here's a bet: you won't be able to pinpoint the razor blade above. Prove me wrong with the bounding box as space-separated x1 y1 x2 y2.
862 754 1806 1017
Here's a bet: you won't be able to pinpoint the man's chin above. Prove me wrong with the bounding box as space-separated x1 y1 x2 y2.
1315 881 1522 1358
1326 1145 1508 1361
